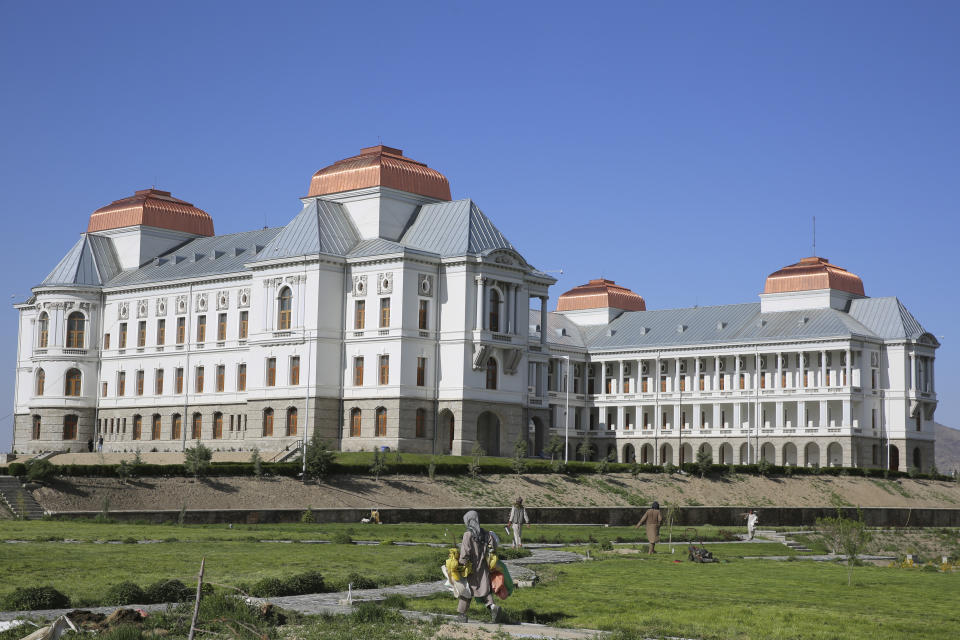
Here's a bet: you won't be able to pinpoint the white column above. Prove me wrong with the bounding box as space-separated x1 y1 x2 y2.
930 358 935 393
539 296 548 345
712 402 720 428
819 399 828 428
694 357 701 394
734 354 741 390
845 348 852 387
714 355 720 391
618 361 624 395
776 352 782 389
909 352 916 390
776 401 783 428
842 399 851 428
617 406 624 431
512 284 519 335
820 350 827 388
674 357 681 392
475 276 485 330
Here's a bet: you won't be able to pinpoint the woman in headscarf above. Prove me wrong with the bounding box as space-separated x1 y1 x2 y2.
635 501 663 554
456 510 502 623
507 496 530 549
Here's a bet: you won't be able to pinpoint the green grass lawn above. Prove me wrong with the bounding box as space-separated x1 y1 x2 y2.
405 554 959 640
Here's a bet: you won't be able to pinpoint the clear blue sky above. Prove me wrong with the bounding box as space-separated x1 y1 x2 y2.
1 1 957 451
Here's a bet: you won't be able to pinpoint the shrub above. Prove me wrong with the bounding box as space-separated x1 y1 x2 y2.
144 579 191 603
305 432 335 481
184 443 213 479
250 577 286 598
695 448 713 478
7 462 26 476
104 581 146 605
427 457 437 481
25 458 57 482
577 432 594 462
345 572 377 590
250 447 263 479
301 506 314 523
286 571 325 594
369 450 387 481
123 536 138 544
382 594 407 609
512 438 528 475
468 443 485 479
757 458 772 477
2 585 70 610
331 531 353 545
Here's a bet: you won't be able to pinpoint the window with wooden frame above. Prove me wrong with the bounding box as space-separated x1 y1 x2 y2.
64 368 82 396
350 408 361 437
103 333 110 350
213 413 223 439
416 408 426 438
175 367 184 394
379 355 389 385
66 312 85 348
237 364 246 391
375 407 387 437
35 368 45 396
266 358 276 386
176 317 186 344
679 376 686 392
119 322 127 348
485 357 497 390
38 313 48 348
488 289 500 332
63 415 78 440
195 366 204 393
286 408 297 436
239 311 248 339
262 408 274 436
380 298 390 328
191 413 202 439
32 415 41 440
642 377 648 393
699 374 705 391
760 373 766 389
290 356 300 385
354 357 364 386
137 321 146 347
135 370 144 395
739 373 746 390
155 369 164 395
277 288 292 330
171 414 182 440
118 371 126 396
355 300 365 330
643 412 650 429
416 357 426 387
156 319 165 345
151 414 161 440
101 382 107 397
216 365 225 392
782 372 787 388
218 313 227 341
660 376 667 393
196 316 206 343
719 375 725 390
132 415 142 440
418 300 429 330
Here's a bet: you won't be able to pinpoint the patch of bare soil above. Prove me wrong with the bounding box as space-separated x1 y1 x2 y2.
31 472 960 513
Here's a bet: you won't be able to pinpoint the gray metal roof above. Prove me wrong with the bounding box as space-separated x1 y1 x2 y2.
257 199 359 260
529 308 587 348
42 234 121 287
401 199 515 257
539 298 929 352
347 237 439 259
105 227 282 287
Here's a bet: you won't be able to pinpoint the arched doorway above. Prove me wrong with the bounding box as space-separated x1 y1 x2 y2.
477 411 501 457
805 443 820 467
912 447 921 471
782 442 797 466
623 443 636 463
739 442 751 464
660 443 673 466
439 410 455 454
827 442 843 467
698 443 712 464
719 443 733 465
606 444 617 462
640 443 653 464
889 445 900 471
761 442 776 464
680 443 693 465
530 417 545 457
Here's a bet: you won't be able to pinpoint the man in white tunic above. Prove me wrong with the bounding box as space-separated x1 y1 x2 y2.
507 497 530 549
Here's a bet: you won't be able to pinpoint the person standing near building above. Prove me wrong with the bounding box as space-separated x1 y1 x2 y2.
635 501 663 554
97 435 103 452
507 497 529 549
456 510 502 623
743 509 759 540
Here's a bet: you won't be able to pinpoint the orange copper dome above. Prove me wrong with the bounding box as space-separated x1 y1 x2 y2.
763 256 864 296
87 189 214 236
308 145 451 200
557 279 646 312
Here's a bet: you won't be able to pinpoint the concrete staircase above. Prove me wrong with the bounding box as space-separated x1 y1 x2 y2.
0 476 45 520
755 529 813 552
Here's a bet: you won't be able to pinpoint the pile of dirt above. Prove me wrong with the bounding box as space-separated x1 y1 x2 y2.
31 472 960 513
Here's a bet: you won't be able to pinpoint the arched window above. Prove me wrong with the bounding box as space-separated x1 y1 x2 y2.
38 313 49 348
64 368 82 396
286 407 298 436
171 414 182 440
62 415 77 440
132 415 142 440
485 357 498 390
415 408 426 438
35 368 45 396
488 289 501 333
32 415 41 440
350 408 361 437
151 414 161 440
211 412 222 439
191 413 202 439
263 408 274 436
913 447 921 471
375 407 387 437
66 312 85 348
277 287 292 330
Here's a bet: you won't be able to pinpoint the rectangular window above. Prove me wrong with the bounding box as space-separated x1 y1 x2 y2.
679 377 686 392
916 414 922 432
216 365 225 392
103 333 110 350
623 379 630 393
803 371 809 387
156 319 165 345
642 377 648 393
155 369 164 395
739 373 746 390
118 371 126 396
101 382 107 397
196 316 206 343
237 364 247 391
699 374 705 391
825 371 831 386
350 410 361 437
176 317 186 344
218 313 227 341
660 376 667 392
152 415 161 440
872 409 877 429
119 323 127 348
781 372 787 388
175 367 184 394
136 370 144 395
606 378 613 394
379 355 389 385
415 410 425 438
722 410 727 427
418 300 429 330
842 370 847 386
213 414 223 439
416 357 427 387
195 366 204 393
137 321 146 347
719 375 725 390
760 374 766 389
171 415 182 440
380 298 391 328
290 356 300 385
132 416 141 440
239 311 248 339
354 357 364 386
355 300 365 330
32 415 41 439
643 412 650 428
871 370 877 389
192 414 201 439
266 358 276 386
661 412 667 428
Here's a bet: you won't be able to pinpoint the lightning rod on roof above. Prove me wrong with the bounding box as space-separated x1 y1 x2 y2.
812 216 816 256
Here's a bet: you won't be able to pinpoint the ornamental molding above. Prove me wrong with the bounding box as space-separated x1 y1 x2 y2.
377 272 393 295
176 295 188 314
352 275 368 297
155 298 168 316
216 290 230 310
238 288 250 308
195 293 208 312
137 299 149 319
417 273 434 297
118 302 129 320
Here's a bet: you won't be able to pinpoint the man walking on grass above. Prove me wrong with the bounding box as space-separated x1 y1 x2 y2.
507 497 529 549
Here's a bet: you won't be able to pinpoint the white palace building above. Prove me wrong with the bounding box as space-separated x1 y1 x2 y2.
12 145 939 471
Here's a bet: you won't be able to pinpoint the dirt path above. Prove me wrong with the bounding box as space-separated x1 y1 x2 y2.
30 472 960 512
